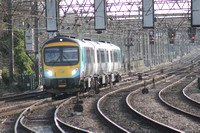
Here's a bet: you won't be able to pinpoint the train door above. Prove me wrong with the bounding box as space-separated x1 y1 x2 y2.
118 50 121 71
84 48 88 76
110 50 114 72
114 50 119 71
116 50 119 71
91 48 95 74
85 48 94 75
93 47 98 74
82 47 86 76
115 50 117 71
100 49 106 73
106 50 110 73
97 49 101 74
112 50 115 71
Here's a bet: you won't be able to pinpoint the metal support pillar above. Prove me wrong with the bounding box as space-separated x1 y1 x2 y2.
8 0 14 83
142 33 146 66
139 33 141 60
34 1 40 87
158 32 161 64
127 46 131 71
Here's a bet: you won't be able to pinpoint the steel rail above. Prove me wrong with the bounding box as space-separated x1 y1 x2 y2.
182 78 200 105
159 73 200 119
126 76 183 133
54 96 91 133
96 75 164 132
14 98 50 133
0 89 46 101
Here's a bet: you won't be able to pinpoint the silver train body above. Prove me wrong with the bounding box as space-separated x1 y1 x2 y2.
41 36 121 94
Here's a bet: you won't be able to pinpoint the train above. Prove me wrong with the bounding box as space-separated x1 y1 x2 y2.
41 35 121 96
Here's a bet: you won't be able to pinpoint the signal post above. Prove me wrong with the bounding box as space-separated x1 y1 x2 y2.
125 39 134 71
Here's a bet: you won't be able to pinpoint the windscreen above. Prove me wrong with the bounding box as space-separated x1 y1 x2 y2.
44 47 60 63
44 46 79 66
63 47 79 62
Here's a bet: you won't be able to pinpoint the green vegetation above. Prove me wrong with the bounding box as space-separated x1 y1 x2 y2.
0 28 34 75
0 0 35 94
0 28 34 93
14 29 34 74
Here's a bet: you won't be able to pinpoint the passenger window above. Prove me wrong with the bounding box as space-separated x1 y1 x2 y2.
97 50 100 63
107 51 109 62
101 50 105 63
110 51 113 62
114 51 118 62
86 48 91 63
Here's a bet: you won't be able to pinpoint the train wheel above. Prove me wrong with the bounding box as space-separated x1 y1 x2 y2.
80 85 85 93
109 75 113 89
95 78 100 94
116 74 121 82
89 89 95 96
80 79 86 92
105 76 108 87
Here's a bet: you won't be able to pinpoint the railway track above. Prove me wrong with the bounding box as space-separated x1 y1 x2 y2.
54 72 168 132
0 52 199 132
95 54 200 132
14 98 66 133
52 53 200 132
55 96 91 132
0 89 51 132
127 72 200 132
121 50 200 81
97 73 176 132
0 89 47 102
0 89 50 118
0 67 164 132
14 99 47 133
0 100 41 118
183 78 200 104
159 74 200 118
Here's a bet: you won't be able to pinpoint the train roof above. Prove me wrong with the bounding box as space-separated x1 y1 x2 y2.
41 35 120 50
78 40 120 51
41 35 78 49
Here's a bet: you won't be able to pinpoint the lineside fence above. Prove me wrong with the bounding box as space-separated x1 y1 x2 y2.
0 74 41 90
15 74 37 90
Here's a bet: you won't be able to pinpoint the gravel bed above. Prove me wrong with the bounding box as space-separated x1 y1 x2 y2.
160 77 200 116
0 99 40 133
0 115 19 133
100 86 161 133
0 99 35 109
0 53 198 133
57 78 149 132
22 101 58 132
130 75 200 132
57 86 119 132
56 75 172 132
0 94 49 133
184 80 200 103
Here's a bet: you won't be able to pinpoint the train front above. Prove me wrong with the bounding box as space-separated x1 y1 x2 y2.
41 36 81 94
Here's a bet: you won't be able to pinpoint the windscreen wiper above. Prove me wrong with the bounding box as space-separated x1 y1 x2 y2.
51 55 61 66
62 55 73 65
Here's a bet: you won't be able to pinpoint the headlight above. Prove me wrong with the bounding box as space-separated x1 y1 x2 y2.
71 68 78 76
46 69 53 77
